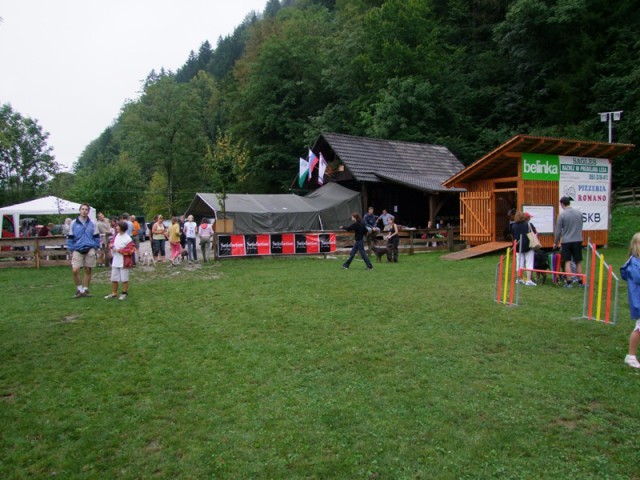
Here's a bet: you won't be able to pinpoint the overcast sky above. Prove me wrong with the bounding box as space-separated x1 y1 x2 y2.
0 0 267 171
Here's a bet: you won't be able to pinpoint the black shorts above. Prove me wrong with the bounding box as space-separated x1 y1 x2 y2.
561 241 583 264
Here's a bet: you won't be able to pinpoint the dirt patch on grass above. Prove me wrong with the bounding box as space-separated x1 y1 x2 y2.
90 262 222 284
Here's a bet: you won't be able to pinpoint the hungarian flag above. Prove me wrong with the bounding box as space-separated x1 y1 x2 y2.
318 152 327 185
308 148 319 182
299 157 309 187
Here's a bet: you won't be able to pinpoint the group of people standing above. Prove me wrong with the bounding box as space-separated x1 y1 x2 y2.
509 196 585 288
341 207 400 269
149 215 214 265
67 205 215 301
70 210 144 300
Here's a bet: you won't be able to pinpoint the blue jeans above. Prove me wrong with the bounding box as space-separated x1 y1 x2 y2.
343 239 373 268
186 237 197 261
152 239 165 258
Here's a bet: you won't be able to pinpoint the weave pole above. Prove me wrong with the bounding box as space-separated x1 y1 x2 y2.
496 254 505 303
509 242 517 305
495 242 518 306
494 240 618 324
581 242 620 324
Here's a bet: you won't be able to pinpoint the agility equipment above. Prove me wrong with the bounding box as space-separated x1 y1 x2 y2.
494 240 619 324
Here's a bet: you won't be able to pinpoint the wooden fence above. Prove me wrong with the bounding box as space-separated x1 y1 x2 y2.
0 236 70 268
614 187 640 207
0 227 463 268
336 226 462 255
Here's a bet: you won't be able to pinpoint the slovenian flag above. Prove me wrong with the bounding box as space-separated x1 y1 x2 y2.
299 157 309 187
318 152 327 185
308 148 319 182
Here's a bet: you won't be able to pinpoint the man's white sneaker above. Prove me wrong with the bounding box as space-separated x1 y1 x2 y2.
625 355 640 369
525 280 537 286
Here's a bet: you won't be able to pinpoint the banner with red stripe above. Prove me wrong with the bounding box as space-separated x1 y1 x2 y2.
217 233 335 258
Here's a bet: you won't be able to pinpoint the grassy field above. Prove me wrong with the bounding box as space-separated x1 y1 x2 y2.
1 239 640 479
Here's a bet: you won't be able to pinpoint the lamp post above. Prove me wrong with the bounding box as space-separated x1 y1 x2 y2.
598 110 623 143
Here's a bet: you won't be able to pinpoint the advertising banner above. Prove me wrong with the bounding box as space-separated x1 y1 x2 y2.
217 233 336 258
522 153 610 230
559 156 610 230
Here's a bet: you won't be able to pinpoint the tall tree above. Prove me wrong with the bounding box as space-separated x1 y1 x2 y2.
69 153 145 215
0 103 59 206
229 6 338 192
120 75 208 214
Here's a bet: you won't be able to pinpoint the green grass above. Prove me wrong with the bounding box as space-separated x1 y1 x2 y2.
609 205 640 247
1 247 640 479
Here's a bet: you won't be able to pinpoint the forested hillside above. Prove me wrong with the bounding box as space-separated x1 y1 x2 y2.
70 0 640 216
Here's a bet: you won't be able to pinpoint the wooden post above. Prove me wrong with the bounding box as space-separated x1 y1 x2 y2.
34 238 40 269
447 226 454 251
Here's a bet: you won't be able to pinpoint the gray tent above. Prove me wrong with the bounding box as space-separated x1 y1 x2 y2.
184 183 361 233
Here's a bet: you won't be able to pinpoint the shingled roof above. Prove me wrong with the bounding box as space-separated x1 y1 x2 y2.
314 133 465 193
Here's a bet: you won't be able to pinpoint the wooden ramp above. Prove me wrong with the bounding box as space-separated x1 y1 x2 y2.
441 241 511 261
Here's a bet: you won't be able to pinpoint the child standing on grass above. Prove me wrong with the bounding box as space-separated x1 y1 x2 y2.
105 221 135 301
622 232 640 369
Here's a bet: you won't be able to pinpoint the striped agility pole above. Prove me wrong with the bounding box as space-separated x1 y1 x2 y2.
582 242 619 324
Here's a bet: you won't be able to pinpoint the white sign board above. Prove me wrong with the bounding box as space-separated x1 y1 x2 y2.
558 156 610 230
521 205 555 234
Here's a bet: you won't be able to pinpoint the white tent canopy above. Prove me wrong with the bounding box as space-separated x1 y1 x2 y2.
0 196 97 238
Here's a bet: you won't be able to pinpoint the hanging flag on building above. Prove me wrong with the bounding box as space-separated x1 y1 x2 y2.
299 157 309 187
308 148 319 182
318 152 327 185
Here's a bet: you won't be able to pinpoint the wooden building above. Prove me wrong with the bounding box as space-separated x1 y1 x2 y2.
309 133 465 228
443 135 634 247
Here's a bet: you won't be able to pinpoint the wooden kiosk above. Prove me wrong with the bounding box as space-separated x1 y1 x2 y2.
443 135 634 248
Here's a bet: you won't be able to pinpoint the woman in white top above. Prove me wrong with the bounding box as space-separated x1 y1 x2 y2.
198 218 214 262
183 214 198 263
105 221 133 300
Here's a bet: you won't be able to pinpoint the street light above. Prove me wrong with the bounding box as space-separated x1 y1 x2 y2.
598 110 623 143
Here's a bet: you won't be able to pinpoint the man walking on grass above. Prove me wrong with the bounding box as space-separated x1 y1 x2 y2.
67 203 100 298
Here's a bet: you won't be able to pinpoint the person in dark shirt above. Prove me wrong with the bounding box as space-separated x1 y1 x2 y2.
37 223 53 237
363 207 379 234
340 213 373 270
386 215 400 262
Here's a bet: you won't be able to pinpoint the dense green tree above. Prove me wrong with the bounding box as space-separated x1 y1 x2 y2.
229 6 338 192
74 125 120 172
264 0 282 18
142 171 170 218
207 17 259 81
69 153 145 216
45 172 75 198
0 103 59 206
72 0 639 194
176 41 214 83
189 71 221 143
120 75 208 214
204 130 249 192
